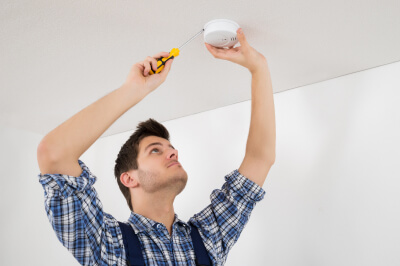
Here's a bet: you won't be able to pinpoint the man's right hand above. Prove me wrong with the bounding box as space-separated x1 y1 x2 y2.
123 52 174 96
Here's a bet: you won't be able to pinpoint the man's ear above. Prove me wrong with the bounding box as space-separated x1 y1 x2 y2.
120 170 139 188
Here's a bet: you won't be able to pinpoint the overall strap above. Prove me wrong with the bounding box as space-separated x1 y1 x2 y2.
118 221 145 266
190 224 212 266
118 221 212 266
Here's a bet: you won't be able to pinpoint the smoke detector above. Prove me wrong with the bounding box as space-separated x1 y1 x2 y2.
203 19 240 48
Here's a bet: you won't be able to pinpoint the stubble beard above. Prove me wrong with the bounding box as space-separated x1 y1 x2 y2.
137 168 188 195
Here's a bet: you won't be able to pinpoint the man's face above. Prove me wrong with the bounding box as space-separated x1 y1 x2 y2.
133 135 188 195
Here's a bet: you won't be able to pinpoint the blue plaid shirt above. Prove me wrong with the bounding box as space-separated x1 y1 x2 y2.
38 160 265 265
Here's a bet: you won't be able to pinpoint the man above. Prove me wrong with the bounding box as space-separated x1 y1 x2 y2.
37 28 276 265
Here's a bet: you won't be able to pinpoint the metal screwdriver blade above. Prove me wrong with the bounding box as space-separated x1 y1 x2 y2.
178 29 205 51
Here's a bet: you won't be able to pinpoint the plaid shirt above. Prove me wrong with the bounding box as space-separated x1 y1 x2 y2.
38 160 265 266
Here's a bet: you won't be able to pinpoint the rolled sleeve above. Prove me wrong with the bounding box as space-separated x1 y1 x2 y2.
38 160 96 199
225 169 266 203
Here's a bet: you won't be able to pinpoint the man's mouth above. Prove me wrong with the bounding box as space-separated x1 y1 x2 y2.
168 162 180 167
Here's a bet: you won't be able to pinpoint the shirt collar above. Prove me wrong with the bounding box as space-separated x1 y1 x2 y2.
127 211 191 234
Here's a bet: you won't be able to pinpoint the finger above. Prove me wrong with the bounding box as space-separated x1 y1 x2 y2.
236 28 248 47
149 52 170 73
147 56 158 72
153 52 171 59
205 43 236 61
160 58 173 78
205 43 225 58
143 60 151 76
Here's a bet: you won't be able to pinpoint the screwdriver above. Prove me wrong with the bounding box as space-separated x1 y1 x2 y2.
149 28 205 75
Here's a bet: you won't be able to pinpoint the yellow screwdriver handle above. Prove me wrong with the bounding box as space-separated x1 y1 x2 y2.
149 48 180 75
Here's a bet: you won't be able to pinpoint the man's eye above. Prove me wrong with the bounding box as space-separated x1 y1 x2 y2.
151 148 160 153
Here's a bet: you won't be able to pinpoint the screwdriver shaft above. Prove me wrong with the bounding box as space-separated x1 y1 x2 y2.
149 28 204 75
178 29 205 51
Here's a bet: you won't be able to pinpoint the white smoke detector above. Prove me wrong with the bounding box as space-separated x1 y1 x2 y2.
203 19 240 48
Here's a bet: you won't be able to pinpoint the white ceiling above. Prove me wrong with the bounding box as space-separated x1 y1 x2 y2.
1 0 399 138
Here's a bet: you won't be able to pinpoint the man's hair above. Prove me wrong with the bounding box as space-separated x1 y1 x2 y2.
114 118 170 212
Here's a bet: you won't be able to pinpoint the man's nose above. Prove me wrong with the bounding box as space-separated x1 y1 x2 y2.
167 148 178 160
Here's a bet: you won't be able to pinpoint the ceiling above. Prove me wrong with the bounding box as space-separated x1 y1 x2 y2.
1 0 399 138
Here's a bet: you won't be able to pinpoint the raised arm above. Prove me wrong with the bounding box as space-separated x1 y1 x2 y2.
36 53 174 265
37 52 174 176
205 28 276 187
239 63 275 187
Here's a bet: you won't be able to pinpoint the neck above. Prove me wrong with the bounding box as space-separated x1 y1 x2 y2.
132 191 176 236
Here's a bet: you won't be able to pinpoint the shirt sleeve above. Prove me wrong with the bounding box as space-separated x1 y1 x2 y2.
37 159 127 266
188 169 266 265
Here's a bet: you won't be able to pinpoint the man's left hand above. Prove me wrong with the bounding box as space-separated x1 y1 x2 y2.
204 28 267 74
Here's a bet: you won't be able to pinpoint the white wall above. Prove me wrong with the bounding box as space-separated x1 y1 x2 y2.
1 61 399 265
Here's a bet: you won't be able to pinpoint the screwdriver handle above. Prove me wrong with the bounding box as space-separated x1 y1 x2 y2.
149 48 180 75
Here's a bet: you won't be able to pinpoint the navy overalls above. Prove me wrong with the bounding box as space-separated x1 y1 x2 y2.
118 221 212 266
